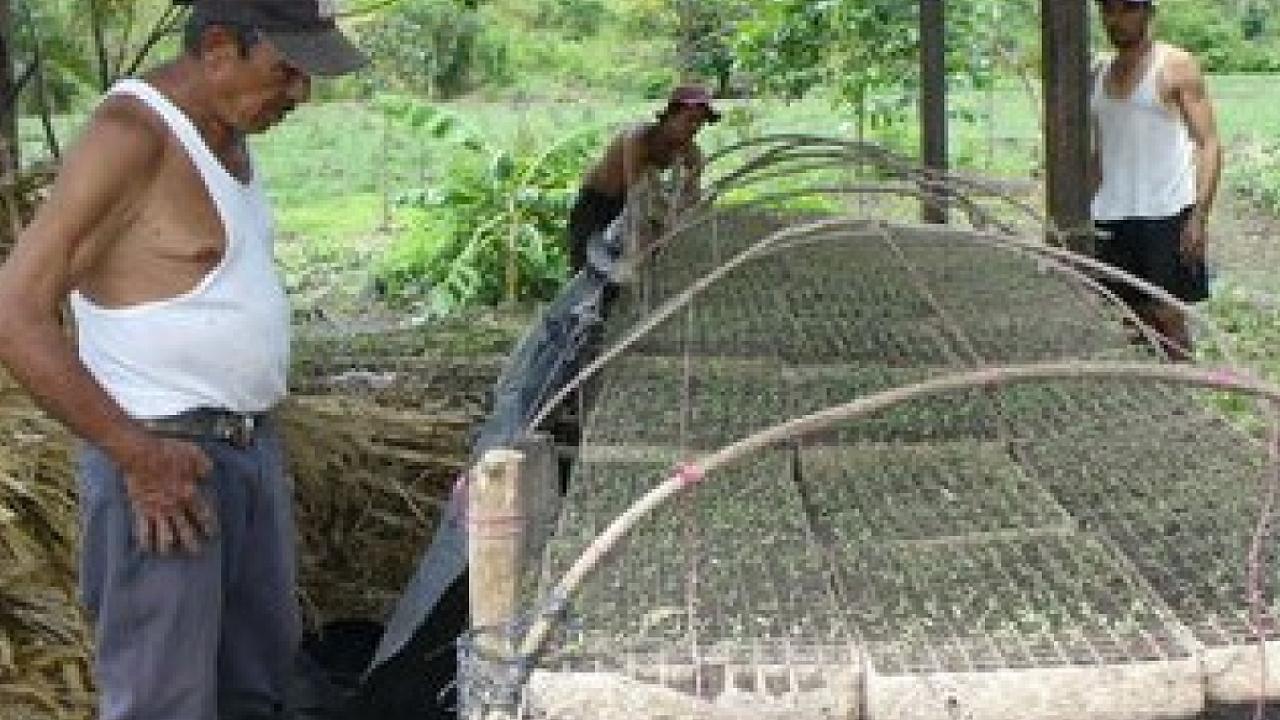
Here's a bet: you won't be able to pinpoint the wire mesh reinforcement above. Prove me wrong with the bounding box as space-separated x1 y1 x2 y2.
455 138 1280 720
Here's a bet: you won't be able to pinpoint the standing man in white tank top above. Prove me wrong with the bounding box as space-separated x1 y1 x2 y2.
1090 0 1223 360
0 2 365 718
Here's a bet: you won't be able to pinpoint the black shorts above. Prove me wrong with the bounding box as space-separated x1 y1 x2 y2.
1095 206 1209 306
567 187 625 274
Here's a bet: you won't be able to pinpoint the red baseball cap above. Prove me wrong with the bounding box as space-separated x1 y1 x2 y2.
668 85 721 124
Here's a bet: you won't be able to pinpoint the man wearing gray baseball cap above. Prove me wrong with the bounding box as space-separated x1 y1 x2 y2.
0 2 365 719
1090 0 1222 359
181 0 367 77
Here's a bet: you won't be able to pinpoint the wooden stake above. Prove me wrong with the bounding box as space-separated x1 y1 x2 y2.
515 433 561 566
468 448 527 659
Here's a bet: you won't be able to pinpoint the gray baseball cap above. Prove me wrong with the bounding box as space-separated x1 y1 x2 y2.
185 0 368 77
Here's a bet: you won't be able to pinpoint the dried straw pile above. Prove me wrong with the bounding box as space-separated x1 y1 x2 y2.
284 394 476 624
0 343 508 718
0 377 92 720
1 164 55 257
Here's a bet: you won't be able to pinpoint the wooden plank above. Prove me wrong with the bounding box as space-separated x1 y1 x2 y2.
1041 0 1092 252
920 0 948 225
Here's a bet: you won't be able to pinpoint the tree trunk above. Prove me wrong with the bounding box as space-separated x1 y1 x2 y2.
1 0 17 172
674 0 696 81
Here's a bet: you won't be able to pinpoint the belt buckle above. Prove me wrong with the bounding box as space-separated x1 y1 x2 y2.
225 414 256 449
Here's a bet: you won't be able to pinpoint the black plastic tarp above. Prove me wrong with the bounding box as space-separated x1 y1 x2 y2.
345 221 629 719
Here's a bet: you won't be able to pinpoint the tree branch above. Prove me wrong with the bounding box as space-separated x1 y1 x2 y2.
17 0 61 161
124 6 185 78
111 0 141 81
87 0 111 91
1 61 37 111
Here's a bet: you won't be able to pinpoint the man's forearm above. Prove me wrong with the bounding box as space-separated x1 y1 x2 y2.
0 318 146 463
1195 140 1223 220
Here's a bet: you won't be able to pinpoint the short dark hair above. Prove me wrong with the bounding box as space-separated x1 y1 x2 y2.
1095 0 1158 13
182 17 260 56
656 102 704 125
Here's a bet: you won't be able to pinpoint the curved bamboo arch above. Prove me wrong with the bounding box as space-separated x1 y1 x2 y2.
619 133 1046 263
647 136 1047 255
526 206 1245 432
517 360 1280 659
699 133 1046 222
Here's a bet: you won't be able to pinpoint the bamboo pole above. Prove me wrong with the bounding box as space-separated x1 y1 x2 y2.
514 433 560 567
468 448 526 659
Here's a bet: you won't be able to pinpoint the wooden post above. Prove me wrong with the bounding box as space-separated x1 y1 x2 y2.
1 0 17 174
1041 0 1092 251
514 432 561 581
468 448 526 658
920 0 948 225
1 0 19 254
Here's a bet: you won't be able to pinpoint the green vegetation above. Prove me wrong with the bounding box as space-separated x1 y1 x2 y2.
9 0 1280 322
372 95 605 311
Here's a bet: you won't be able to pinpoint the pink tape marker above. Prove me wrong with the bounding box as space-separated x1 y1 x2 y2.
1208 368 1242 386
675 463 705 488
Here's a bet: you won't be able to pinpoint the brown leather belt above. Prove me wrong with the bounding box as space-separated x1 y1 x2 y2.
139 408 268 449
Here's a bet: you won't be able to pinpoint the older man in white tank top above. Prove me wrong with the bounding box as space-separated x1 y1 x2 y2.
0 1 365 718
1090 0 1223 360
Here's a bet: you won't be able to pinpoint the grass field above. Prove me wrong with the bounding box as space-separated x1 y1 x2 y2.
15 74 1280 307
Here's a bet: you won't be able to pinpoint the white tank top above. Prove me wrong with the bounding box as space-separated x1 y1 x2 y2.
1091 44 1197 221
69 79 290 419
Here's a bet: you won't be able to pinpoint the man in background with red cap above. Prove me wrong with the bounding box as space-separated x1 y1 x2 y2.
567 84 720 274
1090 0 1222 359
0 1 365 718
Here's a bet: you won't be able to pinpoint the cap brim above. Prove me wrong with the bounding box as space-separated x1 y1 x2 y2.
262 28 368 78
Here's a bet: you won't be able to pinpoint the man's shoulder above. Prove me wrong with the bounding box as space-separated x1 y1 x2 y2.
78 95 169 171
619 122 652 146
611 123 657 163
1159 43 1203 81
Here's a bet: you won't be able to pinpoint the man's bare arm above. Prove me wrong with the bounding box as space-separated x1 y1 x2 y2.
1086 59 1100 201
1088 116 1102 200
0 99 215 553
619 127 651 191
0 101 162 460
1171 50 1223 222
678 143 706 209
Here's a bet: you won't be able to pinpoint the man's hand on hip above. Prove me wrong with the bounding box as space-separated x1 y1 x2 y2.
118 436 217 555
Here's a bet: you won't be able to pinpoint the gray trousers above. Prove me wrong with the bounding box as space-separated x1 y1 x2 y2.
78 421 300 720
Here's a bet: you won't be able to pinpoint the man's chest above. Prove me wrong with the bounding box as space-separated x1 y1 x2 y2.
130 158 230 262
